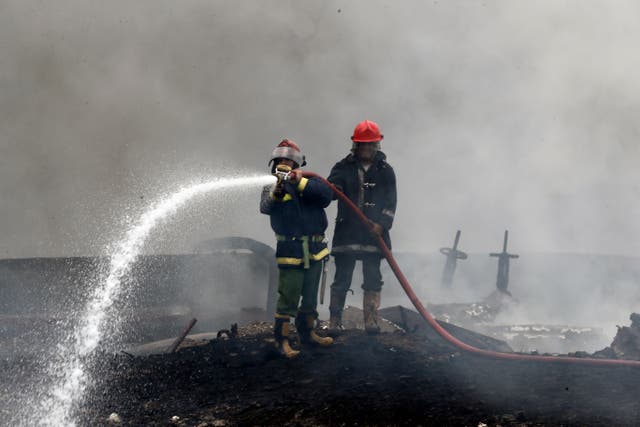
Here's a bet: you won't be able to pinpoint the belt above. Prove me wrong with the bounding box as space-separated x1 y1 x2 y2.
275 234 325 269
275 234 325 242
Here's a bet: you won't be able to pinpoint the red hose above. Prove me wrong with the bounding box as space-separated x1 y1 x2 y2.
303 170 640 367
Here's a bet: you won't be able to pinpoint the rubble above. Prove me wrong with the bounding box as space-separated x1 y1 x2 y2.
426 290 515 326
74 318 640 426
379 305 513 353
594 313 640 360
423 291 610 354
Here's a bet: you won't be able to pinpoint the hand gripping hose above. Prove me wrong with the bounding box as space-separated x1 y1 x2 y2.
302 170 640 367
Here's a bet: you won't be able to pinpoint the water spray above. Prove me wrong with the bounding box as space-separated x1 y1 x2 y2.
31 174 274 427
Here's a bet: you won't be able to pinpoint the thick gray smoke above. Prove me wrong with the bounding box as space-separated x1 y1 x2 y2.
2 1 640 257
2 1 640 335
0 1 640 257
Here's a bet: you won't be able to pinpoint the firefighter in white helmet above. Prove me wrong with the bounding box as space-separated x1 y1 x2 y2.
260 139 334 358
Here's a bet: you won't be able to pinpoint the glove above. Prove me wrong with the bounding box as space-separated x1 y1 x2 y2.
288 169 303 184
369 222 383 237
272 182 285 199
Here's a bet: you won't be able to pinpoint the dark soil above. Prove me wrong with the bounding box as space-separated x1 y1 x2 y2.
81 323 640 427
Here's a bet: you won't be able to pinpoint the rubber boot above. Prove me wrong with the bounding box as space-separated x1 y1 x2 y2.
328 287 348 335
274 316 300 359
296 314 333 347
328 314 343 336
363 291 381 335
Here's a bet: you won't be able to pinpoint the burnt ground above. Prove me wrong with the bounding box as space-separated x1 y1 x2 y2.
79 322 640 427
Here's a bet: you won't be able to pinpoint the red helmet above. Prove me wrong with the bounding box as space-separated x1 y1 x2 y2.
351 120 384 143
269 138 306 167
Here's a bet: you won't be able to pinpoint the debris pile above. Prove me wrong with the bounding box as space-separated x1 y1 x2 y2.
594 313 640 360
76 315 640 426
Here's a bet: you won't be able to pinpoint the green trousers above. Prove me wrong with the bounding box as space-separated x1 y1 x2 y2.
276 261 322 318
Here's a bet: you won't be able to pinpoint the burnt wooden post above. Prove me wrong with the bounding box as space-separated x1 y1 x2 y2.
439 230 467 287
489 230 519 295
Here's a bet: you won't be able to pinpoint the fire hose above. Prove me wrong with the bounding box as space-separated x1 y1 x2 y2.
302 171 640 368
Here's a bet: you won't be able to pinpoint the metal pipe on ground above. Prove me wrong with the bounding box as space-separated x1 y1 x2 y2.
167 318 197 353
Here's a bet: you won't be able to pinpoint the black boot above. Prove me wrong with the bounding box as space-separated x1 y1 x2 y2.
328 288 348 335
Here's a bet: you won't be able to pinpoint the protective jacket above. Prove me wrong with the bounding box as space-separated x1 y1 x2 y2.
327 151 396 255
260 177 332 269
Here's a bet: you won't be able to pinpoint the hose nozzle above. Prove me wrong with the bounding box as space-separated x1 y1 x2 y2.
273 164 293 183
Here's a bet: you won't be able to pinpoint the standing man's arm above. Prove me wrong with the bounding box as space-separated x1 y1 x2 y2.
378 167 397 231
327 163 345 200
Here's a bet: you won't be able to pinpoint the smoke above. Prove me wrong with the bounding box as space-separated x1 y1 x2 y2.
1 1 639 257
2 1 640 334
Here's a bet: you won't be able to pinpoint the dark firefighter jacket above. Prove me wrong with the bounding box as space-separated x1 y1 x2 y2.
327 151 397 255
260 176 333 269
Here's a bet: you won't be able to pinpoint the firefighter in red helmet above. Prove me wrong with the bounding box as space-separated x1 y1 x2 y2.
327 120 397 334
260 139 334 358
